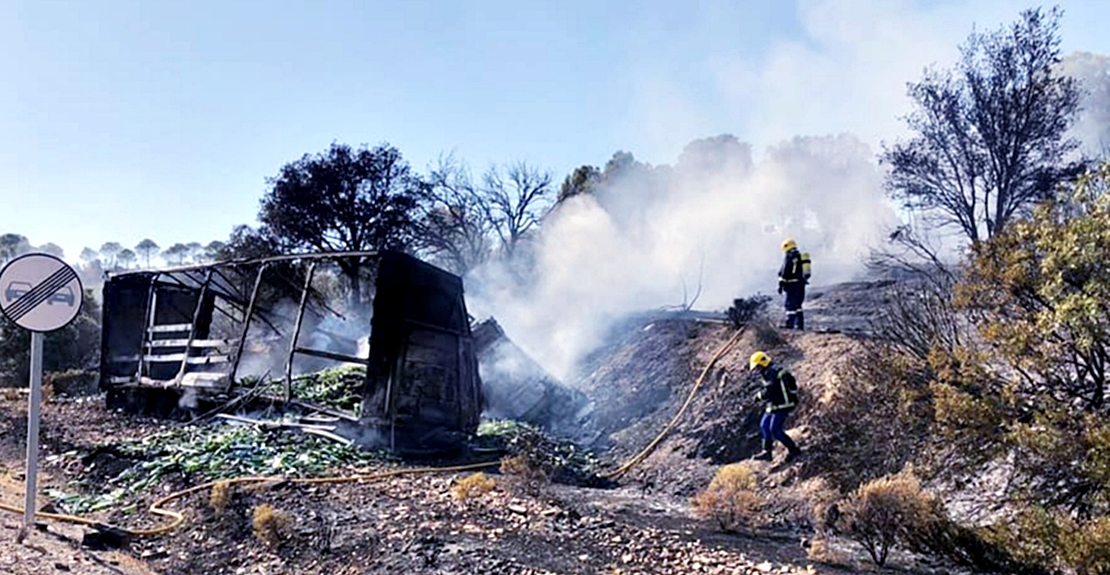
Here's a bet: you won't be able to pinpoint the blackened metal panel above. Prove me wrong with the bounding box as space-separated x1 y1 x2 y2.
99 274 154 389
361 250 483 453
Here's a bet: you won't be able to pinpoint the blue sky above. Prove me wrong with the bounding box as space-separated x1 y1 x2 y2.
2 0 1109 263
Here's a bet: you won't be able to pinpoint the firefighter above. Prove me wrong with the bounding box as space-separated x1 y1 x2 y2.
749 351 802 462
777 238 809 330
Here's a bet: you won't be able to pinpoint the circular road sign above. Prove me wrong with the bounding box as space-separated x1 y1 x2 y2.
0 253 84 333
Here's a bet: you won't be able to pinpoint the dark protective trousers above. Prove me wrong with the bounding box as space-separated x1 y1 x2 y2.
759 410 800 453
783 283 805 329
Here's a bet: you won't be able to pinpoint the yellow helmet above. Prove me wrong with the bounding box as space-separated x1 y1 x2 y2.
782 238 797 252
749 351 771 371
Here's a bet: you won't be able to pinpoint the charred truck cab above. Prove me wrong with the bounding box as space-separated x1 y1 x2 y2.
98 250 484 455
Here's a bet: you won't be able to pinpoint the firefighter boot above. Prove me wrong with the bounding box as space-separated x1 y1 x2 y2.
753 439 773 461
782 434 803 463
796 311 804 331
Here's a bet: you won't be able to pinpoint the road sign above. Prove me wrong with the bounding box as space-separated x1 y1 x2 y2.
0 253 83 333
0 253 83 536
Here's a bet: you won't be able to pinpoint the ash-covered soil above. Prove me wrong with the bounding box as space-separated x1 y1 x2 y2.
571 289 866 498
0 395 836 575
0 281 966 574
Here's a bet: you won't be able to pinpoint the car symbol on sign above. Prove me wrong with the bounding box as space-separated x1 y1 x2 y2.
4 281 76 307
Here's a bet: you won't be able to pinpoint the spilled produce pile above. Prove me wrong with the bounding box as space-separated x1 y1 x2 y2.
45 422 391 516
288 365 366 414
475 420 610 488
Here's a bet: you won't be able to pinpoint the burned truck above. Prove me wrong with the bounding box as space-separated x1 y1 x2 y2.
99 250 483 454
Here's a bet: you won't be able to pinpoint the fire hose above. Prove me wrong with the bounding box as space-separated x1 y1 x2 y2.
604 326 746 480
0 326 746 538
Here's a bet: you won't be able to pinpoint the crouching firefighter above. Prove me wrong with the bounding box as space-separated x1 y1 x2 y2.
778 238 810 330
749 351 802 462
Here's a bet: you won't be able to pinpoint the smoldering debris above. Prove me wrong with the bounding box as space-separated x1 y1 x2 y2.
473 318 597 441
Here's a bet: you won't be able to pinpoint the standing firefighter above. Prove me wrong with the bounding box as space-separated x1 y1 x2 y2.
777 238 810 330
749 351 802 462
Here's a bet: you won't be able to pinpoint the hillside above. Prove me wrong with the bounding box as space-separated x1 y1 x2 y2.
0 281 974 575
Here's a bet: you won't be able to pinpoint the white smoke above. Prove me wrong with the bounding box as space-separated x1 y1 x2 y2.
467 134 898 382
1059 51 1110 156
232 295 373 381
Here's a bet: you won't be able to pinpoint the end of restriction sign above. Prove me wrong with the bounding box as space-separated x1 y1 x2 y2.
0 253 83 333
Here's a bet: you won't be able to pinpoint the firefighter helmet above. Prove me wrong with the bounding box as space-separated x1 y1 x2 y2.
749 351 772 371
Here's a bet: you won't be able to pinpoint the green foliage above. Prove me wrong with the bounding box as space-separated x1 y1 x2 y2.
944 163 1110 515
985 507 1110 575
0 288 101 384
290 365 365 413
259 142 422 309
956 163 1110 413
557 165 601 203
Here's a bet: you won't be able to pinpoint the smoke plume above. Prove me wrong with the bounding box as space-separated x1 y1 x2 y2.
467 134 898 382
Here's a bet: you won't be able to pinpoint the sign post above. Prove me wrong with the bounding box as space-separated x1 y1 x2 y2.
0 253 83 538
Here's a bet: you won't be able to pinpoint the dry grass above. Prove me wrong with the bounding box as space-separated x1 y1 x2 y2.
251 503 291 548
691 463 764 533
453 472 496 501
209 481 231 518
806 537 852 566
500 454 548 495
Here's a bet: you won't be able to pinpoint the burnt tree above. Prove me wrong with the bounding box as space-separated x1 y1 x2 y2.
882 6 1083 247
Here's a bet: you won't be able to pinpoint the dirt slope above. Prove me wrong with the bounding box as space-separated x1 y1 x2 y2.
572 304 864 496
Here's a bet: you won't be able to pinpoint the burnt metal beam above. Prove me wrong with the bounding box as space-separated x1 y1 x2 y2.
269 264 348 321
154 271 247 308
253 311 285 339
283 261 318 402
135 274 160 381
107 250 380 279
176 269 212 381
209 266 245 299
292 346 369 366
230 263 269 383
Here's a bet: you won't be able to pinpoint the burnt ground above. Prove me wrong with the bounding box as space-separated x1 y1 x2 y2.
0 281 973 574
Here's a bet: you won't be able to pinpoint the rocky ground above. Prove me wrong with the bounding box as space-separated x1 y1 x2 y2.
0 282 976 574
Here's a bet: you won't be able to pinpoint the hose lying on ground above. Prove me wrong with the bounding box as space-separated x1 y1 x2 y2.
0 325 746 537
604 326 746 480
0 460 500 538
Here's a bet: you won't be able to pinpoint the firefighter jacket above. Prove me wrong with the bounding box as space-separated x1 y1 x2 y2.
757 364 799 413
779 248 805 284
